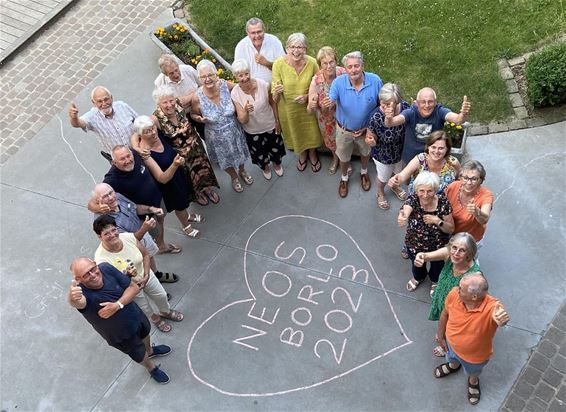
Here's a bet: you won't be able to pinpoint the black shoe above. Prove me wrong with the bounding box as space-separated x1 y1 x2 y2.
100 151 112 163
166 293 172 301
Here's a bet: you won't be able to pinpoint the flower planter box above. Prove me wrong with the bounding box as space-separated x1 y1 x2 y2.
150 18 232 78
445 121 470 156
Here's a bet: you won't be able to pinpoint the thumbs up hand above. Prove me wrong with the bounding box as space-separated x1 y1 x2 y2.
69 279 83 303
461 95 471 115
69 101 79 119
244 100 254 113
492 301 509 326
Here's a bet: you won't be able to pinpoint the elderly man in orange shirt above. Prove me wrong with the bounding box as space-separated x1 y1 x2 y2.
434 272 509 406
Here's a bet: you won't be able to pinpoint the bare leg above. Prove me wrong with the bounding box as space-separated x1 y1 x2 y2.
154 214 166 251
225 167 238 180
308 148 318 164
139 335 157 371
360 155 369 171
149 256 157 272
174 209 189 227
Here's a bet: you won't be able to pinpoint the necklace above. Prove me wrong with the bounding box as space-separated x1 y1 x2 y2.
458 185 478 207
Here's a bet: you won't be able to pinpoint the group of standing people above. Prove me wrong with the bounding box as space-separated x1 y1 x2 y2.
65 16 509 404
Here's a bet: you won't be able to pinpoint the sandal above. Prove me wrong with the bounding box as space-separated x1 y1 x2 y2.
296 158 307 172
376 194 390 210
406 278 420 291
433 345 447 357
153 319 172 333
157 244 182 255
400 246 409 259
161 310 184 322
430 283 437 298
393 187 408 201
187 213 205 223
181 224 200 238
232 178 244 193
239 170 254 185
195 192 209 206
205 190 220 204
434 362 461 378
155 271 179 283
311 158 321 173
468 377 481 405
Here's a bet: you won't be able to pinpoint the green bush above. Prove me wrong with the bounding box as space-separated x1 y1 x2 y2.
525 42 566 107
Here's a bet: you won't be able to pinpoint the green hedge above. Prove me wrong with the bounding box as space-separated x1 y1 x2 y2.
525 42 566 107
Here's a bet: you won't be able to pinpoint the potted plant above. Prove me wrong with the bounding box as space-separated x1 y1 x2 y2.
443 121 469 155
151 18 234 81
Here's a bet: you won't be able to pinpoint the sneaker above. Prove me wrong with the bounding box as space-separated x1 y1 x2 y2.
149 365 170 384
148 344 172 359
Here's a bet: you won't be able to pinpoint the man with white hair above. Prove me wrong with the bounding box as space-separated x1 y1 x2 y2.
68 86 138 161
329 51 383 198
384 87 470 163
234 17 285 84
434 273 509 406
154 54 200 97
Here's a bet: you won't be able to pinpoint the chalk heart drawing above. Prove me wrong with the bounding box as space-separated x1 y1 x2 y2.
187 215 412 397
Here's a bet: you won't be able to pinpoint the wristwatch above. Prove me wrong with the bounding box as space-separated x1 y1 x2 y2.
116 300 124 309
437 220 444 228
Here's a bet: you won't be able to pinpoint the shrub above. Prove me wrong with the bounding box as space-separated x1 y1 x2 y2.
524 42 566 107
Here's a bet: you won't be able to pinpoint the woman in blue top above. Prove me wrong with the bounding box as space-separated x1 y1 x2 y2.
365 83 410 210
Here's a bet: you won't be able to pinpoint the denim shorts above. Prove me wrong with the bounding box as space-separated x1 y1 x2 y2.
445 340 489 376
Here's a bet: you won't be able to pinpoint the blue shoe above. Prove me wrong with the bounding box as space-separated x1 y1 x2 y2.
148 344 172 359
149 365 170 384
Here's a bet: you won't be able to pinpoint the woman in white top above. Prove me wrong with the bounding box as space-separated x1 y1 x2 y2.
231 59 286 180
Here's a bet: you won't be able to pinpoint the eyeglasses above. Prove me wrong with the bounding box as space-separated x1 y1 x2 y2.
450 245 467 255
101 227 118 237
100 189 115 200
460 176 480 183
417 100 435 105
82 265 98 277
199 73 217 80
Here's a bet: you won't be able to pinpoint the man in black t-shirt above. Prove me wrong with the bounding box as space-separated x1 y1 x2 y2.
68 257 172 384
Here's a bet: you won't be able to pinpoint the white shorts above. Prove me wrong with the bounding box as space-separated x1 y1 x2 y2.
372 158 403 183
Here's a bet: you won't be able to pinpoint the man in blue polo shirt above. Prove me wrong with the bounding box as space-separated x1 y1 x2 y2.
384 87 471 163
329 51 383 198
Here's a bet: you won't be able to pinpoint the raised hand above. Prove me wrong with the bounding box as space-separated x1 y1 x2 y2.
69 279 83 303
388 174 400 189
492 302 509 326
142 215 156 231
414 252 426 267
69 102 79 119
461 95 471 115
173 153 185 166
244 100 254 113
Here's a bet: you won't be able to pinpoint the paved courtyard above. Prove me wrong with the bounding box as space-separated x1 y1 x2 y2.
0 4 565 411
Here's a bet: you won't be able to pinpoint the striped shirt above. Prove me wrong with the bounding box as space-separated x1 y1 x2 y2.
80 101 138 153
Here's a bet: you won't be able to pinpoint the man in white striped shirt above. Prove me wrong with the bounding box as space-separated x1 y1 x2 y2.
69 86 138 161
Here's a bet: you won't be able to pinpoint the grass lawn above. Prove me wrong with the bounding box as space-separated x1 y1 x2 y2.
187 0 565 123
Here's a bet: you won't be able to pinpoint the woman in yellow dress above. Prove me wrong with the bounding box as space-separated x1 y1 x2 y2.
272 33 323 172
